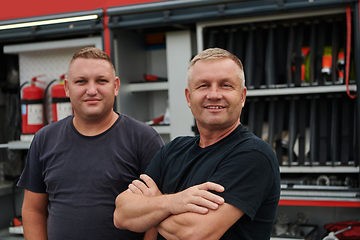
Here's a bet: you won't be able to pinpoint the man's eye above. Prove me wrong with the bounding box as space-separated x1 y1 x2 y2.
76 80 84 84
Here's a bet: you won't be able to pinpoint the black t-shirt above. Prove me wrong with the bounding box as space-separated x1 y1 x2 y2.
17 113 164 240
146 124 280 240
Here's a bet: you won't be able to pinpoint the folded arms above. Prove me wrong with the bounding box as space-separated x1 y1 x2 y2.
114 174 244 240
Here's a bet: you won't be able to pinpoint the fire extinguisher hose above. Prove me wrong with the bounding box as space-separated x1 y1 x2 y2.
43 79 57 125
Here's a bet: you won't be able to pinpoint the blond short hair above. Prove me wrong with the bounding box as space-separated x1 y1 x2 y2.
187 48 245 88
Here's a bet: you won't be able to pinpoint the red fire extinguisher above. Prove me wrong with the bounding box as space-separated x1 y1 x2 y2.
51 74 72 122
21 76 45 134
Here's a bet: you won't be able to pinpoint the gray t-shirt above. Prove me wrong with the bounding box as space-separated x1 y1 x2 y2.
17 113 164 240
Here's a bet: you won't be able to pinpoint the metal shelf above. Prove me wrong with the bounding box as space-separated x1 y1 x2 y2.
151 125 170 135
127 82 168 92
280 166 360 173
0 141 31 150
126 82 358 95
247 84 357 97
4 36 102 53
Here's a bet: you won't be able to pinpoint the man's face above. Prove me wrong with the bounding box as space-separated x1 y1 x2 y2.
185 58 246 131
64 58 120 121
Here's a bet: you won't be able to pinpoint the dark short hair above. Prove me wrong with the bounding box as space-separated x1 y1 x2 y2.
68 47 115 75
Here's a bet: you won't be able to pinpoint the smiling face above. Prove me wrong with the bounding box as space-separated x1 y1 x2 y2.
64 57 120 122
185 58 246 132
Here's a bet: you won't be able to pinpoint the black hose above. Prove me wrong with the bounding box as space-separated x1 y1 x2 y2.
43 79 57 125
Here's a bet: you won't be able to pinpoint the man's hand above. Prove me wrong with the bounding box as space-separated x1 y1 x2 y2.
169 182 225 215
129 174 225 215
128 174 162 197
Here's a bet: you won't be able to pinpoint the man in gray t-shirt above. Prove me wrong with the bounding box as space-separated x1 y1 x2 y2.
17 47 164 240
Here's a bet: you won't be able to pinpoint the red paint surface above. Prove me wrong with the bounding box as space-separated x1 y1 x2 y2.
279 199 360 208
0 0 165 21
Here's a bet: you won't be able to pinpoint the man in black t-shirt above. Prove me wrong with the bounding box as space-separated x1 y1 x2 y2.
114 48 280 240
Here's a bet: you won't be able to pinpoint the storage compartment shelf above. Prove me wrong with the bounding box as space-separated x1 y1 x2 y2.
115 30 194 141
280 166 359 173
127 82 168 92
151 125 170 134
247 84 357 97
0 141 31 150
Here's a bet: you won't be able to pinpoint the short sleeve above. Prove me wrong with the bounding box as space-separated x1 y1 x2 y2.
139 134 164 173
209 149 276 220
144 148 164 188
17 134 47 193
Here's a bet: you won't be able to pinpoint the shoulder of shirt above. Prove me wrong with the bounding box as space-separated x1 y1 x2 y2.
36 115 71 135
164 135 197 149
119 113 145 125
227 125 275 152
29 116 72 149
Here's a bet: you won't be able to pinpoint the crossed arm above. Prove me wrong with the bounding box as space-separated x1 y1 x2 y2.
113 174 244 240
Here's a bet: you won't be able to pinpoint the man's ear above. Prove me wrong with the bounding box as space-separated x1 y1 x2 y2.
64 78 70 98
241 87 247 108
185 87 191 108
114 77 120 96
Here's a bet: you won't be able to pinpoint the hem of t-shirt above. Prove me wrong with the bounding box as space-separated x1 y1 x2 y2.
220 193 255 221
16 181 46 194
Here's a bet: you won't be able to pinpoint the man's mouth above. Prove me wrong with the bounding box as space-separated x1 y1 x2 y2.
205 106 224 109
84 98 100 104
85 97 100 101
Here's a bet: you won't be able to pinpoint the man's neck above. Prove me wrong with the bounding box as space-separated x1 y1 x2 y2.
197 122 240 148
73 111 118 136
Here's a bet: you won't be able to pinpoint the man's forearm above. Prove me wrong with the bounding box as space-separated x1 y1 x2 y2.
22 211 48 240
156 213 192 240
114 176 225 233
144 228 158 240
156 203 244 240
114 191 173 232
156 212 214 240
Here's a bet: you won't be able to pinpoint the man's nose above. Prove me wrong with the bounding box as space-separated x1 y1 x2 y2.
86 82 98 95
206 85 222 99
